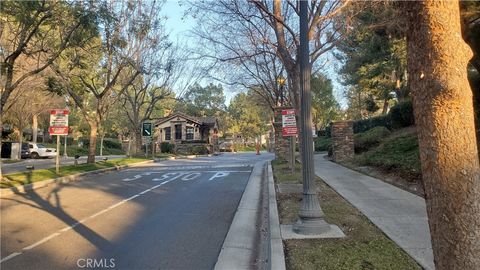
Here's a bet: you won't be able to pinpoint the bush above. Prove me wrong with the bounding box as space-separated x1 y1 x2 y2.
357 133 421 181
102 138 122 149
390 100 415 129
354 126 391 153
314 136 332 152
353 114 392 134
160 142 174 153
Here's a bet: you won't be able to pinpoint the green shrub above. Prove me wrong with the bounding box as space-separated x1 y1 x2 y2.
390 100 415 129
354 126 391 153
102 138 122 149
314 136 331 152
160 142 174 153
357 133 421 181
353 114 392 134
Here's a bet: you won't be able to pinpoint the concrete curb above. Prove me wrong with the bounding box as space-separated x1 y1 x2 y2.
214 161 265 270
267 163 286 270
0 160 154 198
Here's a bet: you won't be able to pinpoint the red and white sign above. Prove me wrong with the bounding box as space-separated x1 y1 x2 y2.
282 109 297 137
49 109 69 135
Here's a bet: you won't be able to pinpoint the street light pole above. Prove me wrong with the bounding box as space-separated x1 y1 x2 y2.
293 0 330 235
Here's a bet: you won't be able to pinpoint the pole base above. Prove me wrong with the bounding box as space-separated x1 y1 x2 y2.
293 217 331 235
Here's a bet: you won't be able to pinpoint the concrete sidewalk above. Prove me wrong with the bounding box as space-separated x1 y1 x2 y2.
314 154 435 270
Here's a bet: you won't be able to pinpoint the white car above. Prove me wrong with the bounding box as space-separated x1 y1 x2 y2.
28 143 57 159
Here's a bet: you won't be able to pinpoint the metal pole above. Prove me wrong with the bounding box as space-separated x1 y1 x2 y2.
290 136 295 174
293 0 329 235
64 135 68 157
56 135 60 174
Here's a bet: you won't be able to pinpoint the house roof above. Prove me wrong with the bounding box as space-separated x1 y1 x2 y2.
154 112 218 127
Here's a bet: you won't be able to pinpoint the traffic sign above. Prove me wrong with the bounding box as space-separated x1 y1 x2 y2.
49 109 69 135
142 122 152 137
282 109 297 136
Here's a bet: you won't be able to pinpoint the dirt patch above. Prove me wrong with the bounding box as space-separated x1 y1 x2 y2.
272 162 422 270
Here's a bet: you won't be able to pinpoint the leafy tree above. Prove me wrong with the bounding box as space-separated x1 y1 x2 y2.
227 91 271 143
310 74 340 130
180 83 226 117
336 1 408 116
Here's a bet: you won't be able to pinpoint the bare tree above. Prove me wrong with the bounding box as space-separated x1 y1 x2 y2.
49 0 166 163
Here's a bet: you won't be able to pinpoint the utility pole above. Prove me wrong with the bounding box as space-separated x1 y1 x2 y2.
293 0 330 235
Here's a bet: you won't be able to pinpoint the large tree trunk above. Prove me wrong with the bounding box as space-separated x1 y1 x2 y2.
87 121 98 164
403 1 480 269
134 127 142 155
32 114 38 143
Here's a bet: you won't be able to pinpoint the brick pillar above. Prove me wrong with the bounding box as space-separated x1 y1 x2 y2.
273 107 292 161
331 121 354 162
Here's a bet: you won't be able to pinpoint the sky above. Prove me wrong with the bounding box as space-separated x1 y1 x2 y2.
160 0 347 108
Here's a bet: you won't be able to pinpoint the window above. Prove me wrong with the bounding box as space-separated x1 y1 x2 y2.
165 127 171 140
175 124 182 140
186 127 194 140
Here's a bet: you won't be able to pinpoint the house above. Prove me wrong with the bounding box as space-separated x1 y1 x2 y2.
154 112 219 154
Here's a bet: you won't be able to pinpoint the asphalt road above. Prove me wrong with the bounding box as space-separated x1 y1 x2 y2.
0 152 273 270
1 155 126 174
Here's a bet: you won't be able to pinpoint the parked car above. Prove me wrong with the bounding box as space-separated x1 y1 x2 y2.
28 143 57 159
21 143 30 159
219 141 236 152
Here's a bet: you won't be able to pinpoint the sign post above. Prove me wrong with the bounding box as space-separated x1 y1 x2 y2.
282 109 297 174
49 109 69 173
142 122 152 158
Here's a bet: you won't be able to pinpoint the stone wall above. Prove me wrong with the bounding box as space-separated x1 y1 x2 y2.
174 143 212 155
273 107 292 161
331 121 354 162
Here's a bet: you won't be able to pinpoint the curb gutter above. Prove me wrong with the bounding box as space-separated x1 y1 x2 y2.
214 161 265 270
0 160 154 197
267 163 286 270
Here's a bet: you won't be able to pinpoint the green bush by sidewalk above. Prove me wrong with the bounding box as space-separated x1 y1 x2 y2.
355 132 421 181
314 136 331 152
354 126 391 153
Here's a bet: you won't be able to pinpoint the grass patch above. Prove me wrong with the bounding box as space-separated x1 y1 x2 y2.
354 131 421 181
1 158 149 188
271 159 302 184
45 144 125 156
2 159 24 164
271 160 421 270
354 126 391 153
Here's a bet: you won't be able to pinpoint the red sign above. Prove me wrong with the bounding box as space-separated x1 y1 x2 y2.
282 109 297 137
49 109 69 135
49 127 69 135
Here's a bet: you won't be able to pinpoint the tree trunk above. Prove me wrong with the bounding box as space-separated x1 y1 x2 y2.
135 127 142 155
32 114 38 143
402 1 480 269
87 121 98 163
17 130 24 160
100 136 104 156
381 98 389 114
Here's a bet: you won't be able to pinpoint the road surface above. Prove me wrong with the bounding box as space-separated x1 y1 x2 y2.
0 152 272 270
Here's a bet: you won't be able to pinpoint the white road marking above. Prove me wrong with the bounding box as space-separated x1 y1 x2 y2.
0 252 22 263
122 174 142 181
208 171 230 181
23 233 60 250
181 173 201 181
0 179 173 264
